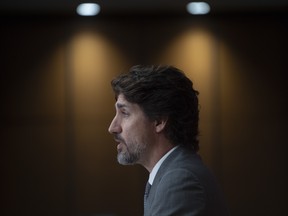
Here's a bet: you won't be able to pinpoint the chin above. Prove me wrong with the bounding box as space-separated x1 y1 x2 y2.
117 153 137 165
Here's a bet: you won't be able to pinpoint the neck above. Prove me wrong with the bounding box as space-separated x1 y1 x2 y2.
141 139 175 173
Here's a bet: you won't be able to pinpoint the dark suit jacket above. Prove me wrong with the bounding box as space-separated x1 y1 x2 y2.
144 146 229 216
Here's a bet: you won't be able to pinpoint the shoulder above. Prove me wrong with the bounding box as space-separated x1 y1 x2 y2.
148 147 229 216
158 146 208 177
153 146 218 197
148 159 208 215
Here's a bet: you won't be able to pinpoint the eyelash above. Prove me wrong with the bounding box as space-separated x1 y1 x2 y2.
120 110 129 116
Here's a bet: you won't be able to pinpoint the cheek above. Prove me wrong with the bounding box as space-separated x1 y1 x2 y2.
133 125 154 145
122 124 142 143
120 123 135 142
121 117 154 144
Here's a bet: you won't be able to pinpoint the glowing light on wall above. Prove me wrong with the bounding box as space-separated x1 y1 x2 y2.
67 31 128 117
186 2 210 15
76 3 100 16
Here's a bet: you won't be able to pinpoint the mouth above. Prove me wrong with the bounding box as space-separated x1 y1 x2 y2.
114 139 122 145
113 136 125 151
115 141 125 153
114 135 124 144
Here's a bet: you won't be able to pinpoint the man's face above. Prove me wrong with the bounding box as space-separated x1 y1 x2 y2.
108 94 155 165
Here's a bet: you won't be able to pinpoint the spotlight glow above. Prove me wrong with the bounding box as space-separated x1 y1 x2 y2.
187 2 210 15
76 3 100 16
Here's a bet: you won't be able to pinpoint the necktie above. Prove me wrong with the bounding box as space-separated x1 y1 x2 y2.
144 182 151 211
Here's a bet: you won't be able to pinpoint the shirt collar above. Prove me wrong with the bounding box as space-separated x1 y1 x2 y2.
148 146 179 185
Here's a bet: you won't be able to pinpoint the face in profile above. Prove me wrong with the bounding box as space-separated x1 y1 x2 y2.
108 94 156 165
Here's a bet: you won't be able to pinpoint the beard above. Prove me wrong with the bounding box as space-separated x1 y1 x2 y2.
117 139 147 165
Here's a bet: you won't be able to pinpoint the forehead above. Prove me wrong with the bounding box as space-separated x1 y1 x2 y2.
115 94 137 110
116 94 128 104
115 94 152 122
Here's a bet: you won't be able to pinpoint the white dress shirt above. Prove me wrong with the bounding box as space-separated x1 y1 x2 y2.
148 146 179 185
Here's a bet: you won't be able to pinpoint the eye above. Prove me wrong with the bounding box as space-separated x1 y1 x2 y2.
120 109 129 116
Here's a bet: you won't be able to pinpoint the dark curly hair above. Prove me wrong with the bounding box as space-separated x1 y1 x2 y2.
111 65 200 152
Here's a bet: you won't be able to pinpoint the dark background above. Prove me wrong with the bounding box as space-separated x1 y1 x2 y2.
1 1 288 215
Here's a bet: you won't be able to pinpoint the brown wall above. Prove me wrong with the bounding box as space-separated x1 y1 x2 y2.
1 14 287 216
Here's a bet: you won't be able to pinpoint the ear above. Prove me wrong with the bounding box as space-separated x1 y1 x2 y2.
154 117 168 133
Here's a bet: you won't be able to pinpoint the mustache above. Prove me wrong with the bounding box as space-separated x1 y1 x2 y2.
114 134 125 143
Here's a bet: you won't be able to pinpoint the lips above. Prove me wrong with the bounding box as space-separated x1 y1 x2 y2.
114 135 125 144
113 135 125 152
115 140 124 152
114 139 122 145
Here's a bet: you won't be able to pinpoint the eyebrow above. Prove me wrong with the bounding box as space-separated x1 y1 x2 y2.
116 102 128 109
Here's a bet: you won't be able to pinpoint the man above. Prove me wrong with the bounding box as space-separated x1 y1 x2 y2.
108 65 229 216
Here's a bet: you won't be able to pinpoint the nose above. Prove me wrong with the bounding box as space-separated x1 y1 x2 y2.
108 116 121 134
